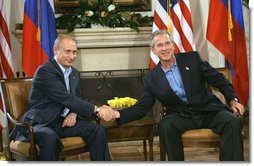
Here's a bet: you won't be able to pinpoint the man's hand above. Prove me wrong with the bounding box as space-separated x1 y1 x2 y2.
230 100 244 118
62 113 77 127
97 105 116 122
114 110 120 119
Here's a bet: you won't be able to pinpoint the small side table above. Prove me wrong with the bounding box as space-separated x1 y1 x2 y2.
100 117 155 161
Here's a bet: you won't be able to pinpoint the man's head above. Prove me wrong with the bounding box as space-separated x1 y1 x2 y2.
53 35 77 68
149 30 175 62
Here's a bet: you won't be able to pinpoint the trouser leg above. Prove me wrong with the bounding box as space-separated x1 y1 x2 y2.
35 126 63 161
158 115 195 161
203 111 244 161
62 120 111 161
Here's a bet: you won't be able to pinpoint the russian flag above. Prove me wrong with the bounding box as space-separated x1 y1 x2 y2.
206 0 249 105
22 0 57 77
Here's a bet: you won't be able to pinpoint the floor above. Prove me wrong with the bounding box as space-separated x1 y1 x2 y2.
66 136 250 161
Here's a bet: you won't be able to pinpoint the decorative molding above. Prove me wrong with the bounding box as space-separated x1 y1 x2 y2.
12 27 152 49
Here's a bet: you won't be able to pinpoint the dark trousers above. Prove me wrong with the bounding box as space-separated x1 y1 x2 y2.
35 118 111 161
158 111 244 161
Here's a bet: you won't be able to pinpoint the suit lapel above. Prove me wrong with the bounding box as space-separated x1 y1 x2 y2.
175 56 192 101
51 59 66 84
154 65 171 93
154 64 184 102
69 70 78 95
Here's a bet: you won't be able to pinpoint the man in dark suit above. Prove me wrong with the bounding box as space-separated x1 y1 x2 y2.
110 30 245 161
10 35 115 161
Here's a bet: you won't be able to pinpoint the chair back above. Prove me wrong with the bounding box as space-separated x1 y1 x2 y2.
2 78 32 130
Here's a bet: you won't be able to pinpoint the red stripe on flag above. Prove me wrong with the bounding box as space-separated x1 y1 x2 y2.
206 0 249 105
0 12 11 48
153 12 168 30
22 14 48 77
178 0 193 31
0 0 14 131
0 1 14 78
170 11 193 52
0 46 14 78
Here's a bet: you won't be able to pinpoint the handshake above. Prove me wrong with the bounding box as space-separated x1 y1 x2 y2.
95 105 120 122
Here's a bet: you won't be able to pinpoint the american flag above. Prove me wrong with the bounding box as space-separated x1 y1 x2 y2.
0 0 14 131
150 0 195 69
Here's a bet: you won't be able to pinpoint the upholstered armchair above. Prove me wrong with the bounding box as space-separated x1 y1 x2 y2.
1 78 89 161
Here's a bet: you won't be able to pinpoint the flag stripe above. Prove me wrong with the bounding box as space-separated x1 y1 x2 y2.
153 12 168 31
0 11 11 48
180 0 193 30
41 1 57 58
170 10 193 52
22 14 48 77
206 0 249 105
0 0 14 78
0 0 14 131
22 0 57 77
170 1 195 52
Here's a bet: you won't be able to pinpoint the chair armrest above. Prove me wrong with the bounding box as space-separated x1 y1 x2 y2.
7 113 38 159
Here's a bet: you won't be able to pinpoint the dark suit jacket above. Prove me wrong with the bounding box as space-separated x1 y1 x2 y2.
10 59 95 141
119 51 237 124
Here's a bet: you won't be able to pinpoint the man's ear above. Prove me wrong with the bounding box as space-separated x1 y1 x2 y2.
53 47 58 55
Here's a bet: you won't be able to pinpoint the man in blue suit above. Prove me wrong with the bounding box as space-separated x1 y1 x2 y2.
111 30 245 161
10 35 115 160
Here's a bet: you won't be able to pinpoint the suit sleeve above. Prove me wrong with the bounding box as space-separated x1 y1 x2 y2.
196 53 238 105
118 76 156 124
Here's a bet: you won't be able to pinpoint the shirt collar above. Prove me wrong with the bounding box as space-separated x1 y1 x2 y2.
54 57 72 75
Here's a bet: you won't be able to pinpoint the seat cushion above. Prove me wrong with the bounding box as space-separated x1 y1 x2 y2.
10 137 87 157
182 129 220 140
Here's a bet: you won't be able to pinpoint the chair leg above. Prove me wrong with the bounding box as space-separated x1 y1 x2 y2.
143 140 147 161
148 137 154 161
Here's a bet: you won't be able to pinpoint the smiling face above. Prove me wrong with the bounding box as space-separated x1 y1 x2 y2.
151 33 175 63
54 37 77 68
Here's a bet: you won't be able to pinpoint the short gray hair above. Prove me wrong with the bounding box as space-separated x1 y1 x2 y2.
149 30 174 48
53 34 77 50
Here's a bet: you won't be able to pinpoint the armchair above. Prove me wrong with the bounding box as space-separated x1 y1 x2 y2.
159 67 244 161
1 78 89 161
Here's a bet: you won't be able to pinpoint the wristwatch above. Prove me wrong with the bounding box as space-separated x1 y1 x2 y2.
94 105 101 114
233 97 239 103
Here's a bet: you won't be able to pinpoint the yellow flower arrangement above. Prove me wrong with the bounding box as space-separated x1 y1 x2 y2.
107 97 137 109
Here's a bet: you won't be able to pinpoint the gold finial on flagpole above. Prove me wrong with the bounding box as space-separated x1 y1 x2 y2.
227 0 233 41
37 0 41 44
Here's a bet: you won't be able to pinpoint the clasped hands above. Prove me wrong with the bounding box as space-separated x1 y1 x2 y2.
62 105 120 127
96 105 120 122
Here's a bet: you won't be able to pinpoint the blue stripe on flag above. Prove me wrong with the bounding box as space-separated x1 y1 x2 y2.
40 0 57 59
231 0 245 30
220 0 245 31
24 0 38 26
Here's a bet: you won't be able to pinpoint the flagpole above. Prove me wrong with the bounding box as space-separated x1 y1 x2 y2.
167 0 170 14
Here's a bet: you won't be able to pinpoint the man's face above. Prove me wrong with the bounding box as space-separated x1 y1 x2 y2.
54 38 77 68
151 34 175 62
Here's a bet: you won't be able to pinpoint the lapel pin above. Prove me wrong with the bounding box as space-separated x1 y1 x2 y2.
185 67 189 70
